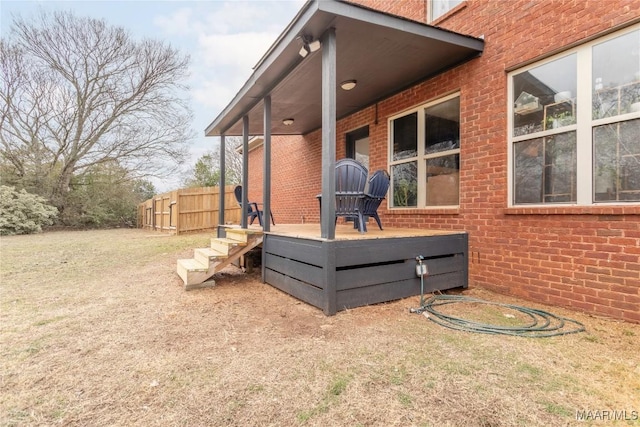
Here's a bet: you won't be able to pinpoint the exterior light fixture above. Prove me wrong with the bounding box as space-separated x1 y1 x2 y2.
340 80 357 91
298 35 321 58
307 40 321 52
282 118 294 126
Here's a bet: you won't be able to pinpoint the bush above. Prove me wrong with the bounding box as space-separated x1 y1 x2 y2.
0 186 58 235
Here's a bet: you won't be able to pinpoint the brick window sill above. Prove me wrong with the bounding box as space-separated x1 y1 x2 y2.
389 208 460 215
504 205 640 215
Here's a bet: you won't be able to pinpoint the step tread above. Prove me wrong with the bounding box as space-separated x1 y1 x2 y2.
194 247 228 258
177 258 208 271
224 231 265 244
212 237 247 246
225 228 263 235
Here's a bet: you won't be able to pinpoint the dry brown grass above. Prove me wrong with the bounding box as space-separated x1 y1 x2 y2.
1 229 639 427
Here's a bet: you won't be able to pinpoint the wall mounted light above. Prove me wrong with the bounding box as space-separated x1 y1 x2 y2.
340 80 357 91
282 118 294 126
307 40 321 52
298 35 321 58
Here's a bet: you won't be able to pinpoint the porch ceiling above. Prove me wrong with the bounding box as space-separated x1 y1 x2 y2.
204 0 484 137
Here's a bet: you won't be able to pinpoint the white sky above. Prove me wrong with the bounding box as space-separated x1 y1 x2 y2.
0 0 305 191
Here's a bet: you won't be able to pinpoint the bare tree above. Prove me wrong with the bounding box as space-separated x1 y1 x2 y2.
0 11 193 220
224 136 244 185
183 137 244 188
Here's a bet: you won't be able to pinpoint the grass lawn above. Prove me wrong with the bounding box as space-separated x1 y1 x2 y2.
1 229 638 426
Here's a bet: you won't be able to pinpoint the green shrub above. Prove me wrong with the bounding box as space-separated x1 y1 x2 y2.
0 186 58 235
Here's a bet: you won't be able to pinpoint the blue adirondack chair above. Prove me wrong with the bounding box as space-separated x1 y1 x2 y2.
357 169 390 231
234 185 275 226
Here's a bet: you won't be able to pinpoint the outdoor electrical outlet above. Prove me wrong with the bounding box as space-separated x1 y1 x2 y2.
416 263 428 277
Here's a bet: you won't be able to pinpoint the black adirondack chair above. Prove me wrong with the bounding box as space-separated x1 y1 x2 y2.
317 158 369 232
357 169 390 231
326 158 369 232
234 185 275 226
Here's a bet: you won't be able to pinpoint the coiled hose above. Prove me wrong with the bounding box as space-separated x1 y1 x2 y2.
416 294 586 338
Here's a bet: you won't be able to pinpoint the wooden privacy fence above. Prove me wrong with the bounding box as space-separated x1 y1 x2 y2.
138 186 241 234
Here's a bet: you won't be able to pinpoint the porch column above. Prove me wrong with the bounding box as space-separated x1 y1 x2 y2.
241 115 249 229
320 27 337 240
263 95 272 233
218 134 226 229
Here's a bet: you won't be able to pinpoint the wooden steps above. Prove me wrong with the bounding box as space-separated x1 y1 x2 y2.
176 227 263 290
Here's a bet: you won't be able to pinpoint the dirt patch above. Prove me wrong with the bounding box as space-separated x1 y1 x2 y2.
1 229 639 426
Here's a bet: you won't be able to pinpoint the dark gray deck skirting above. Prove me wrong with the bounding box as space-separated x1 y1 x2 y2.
262 232 468 315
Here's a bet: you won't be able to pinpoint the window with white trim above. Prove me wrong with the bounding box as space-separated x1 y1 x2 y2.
389 93 460 208
429 0 464 22
508 25 640 206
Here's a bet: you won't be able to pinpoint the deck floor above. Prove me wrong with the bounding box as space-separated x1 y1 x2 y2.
248 223 463 241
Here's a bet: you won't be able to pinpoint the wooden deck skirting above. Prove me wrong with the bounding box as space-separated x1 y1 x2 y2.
235 224 469 315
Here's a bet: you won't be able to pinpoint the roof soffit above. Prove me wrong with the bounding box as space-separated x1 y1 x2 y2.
205 0 484 137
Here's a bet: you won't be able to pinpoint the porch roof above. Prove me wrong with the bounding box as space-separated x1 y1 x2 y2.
204 0 484 137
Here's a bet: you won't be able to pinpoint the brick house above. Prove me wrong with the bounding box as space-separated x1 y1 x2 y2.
206 0 640 322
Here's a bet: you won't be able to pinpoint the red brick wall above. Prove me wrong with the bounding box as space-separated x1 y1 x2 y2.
246 0 640 323
345 0 426 21
247 134 323 224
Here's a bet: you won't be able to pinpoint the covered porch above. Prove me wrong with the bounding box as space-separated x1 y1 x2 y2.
204 0 483 313
205 0 484 238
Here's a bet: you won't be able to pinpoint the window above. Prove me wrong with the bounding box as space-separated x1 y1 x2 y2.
430 0 464 22
346 126 370 170
389 94 460 208
508 25 640 206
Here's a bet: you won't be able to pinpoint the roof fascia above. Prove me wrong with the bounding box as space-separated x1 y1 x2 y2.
317 0 484 50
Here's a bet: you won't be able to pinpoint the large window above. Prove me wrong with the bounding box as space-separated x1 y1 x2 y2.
389 94 460 208
430 0 464 22
509 26 640 206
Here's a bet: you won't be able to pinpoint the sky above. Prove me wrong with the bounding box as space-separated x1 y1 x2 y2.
0 0 306 191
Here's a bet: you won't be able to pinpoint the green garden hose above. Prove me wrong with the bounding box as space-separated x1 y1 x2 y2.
414 294 586 338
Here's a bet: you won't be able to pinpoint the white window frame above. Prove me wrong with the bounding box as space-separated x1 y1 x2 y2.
507 24 640 207
429 0 464 22
388 92 461 209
